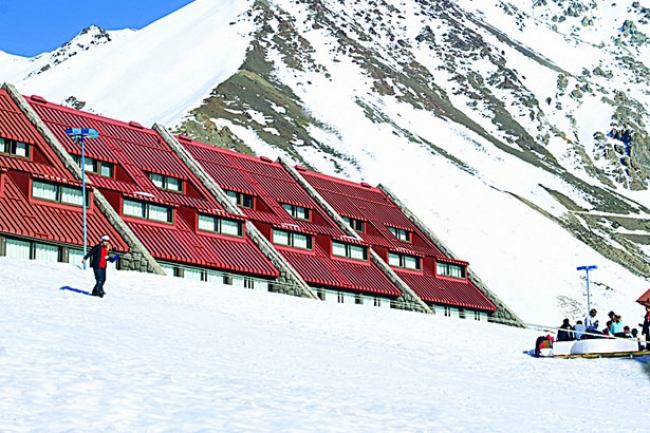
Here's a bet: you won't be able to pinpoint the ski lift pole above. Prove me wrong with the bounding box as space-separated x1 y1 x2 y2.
577 265 598 316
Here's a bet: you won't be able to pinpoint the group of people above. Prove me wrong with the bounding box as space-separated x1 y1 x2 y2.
556 308 650 346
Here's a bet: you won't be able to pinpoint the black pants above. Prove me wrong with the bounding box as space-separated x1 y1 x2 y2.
92 267 107 295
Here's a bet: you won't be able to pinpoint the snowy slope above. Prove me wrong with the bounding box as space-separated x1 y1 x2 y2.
0 0 255 125
0 257 648 432
1 0 649 326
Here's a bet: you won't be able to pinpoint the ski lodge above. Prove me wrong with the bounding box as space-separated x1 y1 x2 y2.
0 88 128 266
296 169 500 320
0 82 521 325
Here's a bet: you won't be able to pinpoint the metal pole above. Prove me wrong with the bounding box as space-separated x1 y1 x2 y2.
586 268 590 314
81 135 87 270
577 265 597 319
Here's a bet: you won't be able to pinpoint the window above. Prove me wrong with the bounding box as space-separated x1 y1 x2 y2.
198 214 243 237
436 261 467 279
226 190 254 208
332 241 367 261
388 252 420 270
123 199 173 223
459 308 466 319
474 311 482 321
0 137 29 157
5 238 61 262
32 180 88 207
282 203 310 220
149 173 183 192
387 226 411 242
342 216 365 233
72 155 114 178
272 229 312 250
444 306 451 317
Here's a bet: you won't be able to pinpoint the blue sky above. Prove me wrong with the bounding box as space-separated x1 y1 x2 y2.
0 0 194 57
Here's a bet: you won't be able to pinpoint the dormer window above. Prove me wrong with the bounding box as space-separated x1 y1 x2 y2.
388 252 420 270
436 261 466 279
226 190 254 208
72 155 114 178
198 214 243 237
342 216 365 233
149 173 183 192
32 180 88 207
272 229 312 250
332 241 368 261
387 226 411 242
282 203 310 220
123 199 173 223
0 137 29 158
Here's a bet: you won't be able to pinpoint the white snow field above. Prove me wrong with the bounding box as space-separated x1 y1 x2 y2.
0 257 648 432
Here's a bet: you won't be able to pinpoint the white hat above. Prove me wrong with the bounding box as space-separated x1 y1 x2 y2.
101 235 110 241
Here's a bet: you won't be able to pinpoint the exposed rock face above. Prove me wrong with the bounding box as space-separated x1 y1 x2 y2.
171 0 650 290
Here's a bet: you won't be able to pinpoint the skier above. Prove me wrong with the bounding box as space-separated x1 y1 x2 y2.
81 234 112 297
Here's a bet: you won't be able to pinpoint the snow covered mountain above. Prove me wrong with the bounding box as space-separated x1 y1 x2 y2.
1 0 650 325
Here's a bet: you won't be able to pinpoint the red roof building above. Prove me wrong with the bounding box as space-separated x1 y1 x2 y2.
27 96 279 282
178 136 404 304
296 169 498 316
0 88 128 262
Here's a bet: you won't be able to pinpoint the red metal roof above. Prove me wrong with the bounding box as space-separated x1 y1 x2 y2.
300 170 497 312
28 97 279 278
636 288 650 308
0 173 127 251
0 90 127 251
180 138 402 296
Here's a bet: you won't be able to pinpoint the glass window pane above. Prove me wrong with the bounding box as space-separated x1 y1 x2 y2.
158 262 176 277
34 243 59 262
0 137 6 152
206 270 223 283
226 190 238 204
83 157 94 172
221 219 240 236
184 268 202 281
297 207 309 220
405 255 418 270
150 173 163 188
388 252 400 266
293 233 308 249
332 241 346 257
167 177 181 191
350 245 365 260
100 162 112 177
123 199 144 217
15 141 28 157
61 186 83 206
33 181 58 201
273 229 289 246
198 214 215 231
6 238 31 260
241 194 253 208
149 204 171 222
68 249 85 264
282 203 293 215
